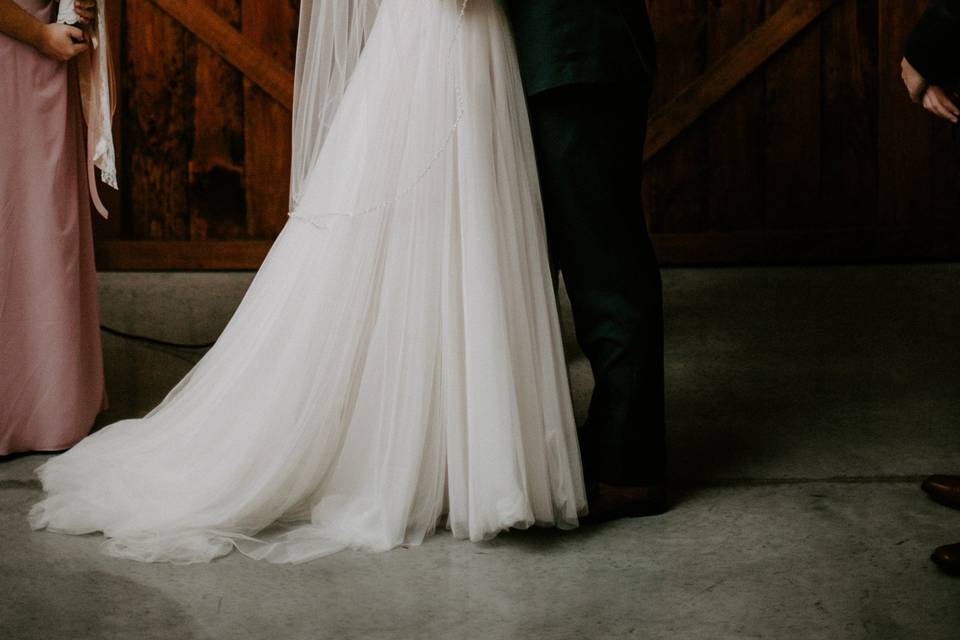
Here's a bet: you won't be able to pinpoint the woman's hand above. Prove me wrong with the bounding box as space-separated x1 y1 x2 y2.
73 0 97 26
901 57 928 103
35 23 88 62
922 85 960 124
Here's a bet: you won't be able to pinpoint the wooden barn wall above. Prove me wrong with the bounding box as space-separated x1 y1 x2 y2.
93 0 299 267
94 0 960 269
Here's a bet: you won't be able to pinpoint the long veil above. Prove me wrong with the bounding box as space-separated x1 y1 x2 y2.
289 0 380 212
288 0 468 224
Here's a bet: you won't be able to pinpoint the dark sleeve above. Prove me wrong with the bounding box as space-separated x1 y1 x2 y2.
905 0 960 85
619 0 657 77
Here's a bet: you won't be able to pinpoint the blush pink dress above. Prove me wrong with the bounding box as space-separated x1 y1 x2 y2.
0 0 105 455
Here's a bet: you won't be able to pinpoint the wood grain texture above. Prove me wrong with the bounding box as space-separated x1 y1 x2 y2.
877 1 921 228
819 0 877 229
650 227 960 265
763 0 822 230
643 0 708 234
95 226 960 271
147 0 294 109
97 240 274 270
242 0 298 238
95 0 960 268
704 0 765 231
878 0 960 228
189 0 246 240
645 0 840 161
124 0 195 239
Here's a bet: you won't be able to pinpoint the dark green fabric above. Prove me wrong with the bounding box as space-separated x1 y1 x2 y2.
503 0 656 95
527 82 665 486
905 0 960 85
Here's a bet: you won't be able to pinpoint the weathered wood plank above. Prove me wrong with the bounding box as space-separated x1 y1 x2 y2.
878 0 960 228
188 0 246 240
96 0 960 268
97 240 274 270
705 0 765 231
927 119 960 227
878 1 928 228
643 0 708 234
651 227 960 265
645 0 840 161
124 0 195 239
763 0 822 230
820 0 877 229
94 227 960 271
242 0 298 238
147 0 294 110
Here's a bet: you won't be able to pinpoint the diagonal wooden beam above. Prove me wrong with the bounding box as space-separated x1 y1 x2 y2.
148 0 835 157
645 0 841 161
147 0 294 110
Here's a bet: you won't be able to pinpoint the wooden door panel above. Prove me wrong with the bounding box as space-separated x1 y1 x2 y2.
94 0 960 269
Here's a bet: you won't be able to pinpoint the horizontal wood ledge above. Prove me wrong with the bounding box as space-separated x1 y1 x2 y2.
96 228 960 270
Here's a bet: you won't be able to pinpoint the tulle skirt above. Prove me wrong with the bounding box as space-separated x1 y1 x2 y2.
29 0 586 564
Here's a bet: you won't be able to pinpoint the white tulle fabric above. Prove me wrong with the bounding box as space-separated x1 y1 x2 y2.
290 0 466 222
288 0 381 212
29 0 587 564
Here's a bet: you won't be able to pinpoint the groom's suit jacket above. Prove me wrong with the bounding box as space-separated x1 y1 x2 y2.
905 0 960 85
503 0 657 96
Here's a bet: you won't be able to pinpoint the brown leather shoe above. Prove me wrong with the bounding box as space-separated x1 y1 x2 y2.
582 483 669 523
921 475 960 510
931 542 960 576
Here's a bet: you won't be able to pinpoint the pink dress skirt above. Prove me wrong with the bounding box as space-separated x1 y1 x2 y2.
0 0 105 455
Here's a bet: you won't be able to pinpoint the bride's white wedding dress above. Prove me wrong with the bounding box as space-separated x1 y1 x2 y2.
29 0 587 564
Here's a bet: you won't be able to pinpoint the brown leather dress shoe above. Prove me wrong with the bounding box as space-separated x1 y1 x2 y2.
931 543 960 576
921 475 960 510
582 483 669 523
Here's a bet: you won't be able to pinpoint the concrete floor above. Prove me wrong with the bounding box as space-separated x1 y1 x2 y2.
2 264 959 639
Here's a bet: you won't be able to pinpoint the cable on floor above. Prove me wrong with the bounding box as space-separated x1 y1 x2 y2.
100 325 216 350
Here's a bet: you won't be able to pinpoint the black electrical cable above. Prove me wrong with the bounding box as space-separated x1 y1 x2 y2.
100 324 216 350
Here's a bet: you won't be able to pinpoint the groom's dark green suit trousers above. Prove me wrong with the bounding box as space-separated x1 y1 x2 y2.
504 0 665 486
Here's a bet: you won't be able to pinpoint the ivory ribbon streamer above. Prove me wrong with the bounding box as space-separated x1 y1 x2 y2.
57 0 117 219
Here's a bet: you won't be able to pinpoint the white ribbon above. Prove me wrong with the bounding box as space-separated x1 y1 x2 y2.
58 0 117 219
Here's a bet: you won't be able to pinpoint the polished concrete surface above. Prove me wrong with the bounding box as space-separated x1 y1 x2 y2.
2 264 959 639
